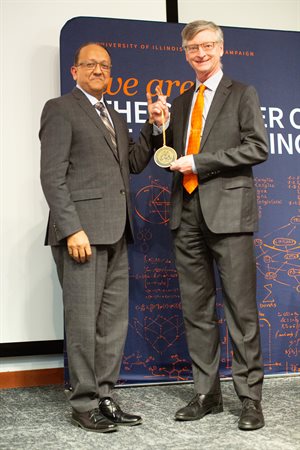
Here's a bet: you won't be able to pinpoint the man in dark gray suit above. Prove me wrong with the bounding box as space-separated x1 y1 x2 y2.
149 20 268 430
40 42 165 432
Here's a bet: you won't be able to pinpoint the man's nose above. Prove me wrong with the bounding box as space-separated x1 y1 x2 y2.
196 47 206 56
93 63 104 73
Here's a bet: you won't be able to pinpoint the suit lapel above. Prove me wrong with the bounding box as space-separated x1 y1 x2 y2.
201 76 232 149
72 88 119 161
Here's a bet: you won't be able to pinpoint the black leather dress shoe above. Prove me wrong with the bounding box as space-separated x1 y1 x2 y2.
238 399 265 431
71 407 118 432
99 397 142 426
175 392 223 421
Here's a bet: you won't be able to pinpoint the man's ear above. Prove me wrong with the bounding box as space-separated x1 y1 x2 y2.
70 66 78 81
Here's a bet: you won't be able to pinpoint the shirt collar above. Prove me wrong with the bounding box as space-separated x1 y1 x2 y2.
76 84 104 106
195 69 223 92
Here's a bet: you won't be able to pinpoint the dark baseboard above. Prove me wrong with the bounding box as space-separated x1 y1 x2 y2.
0 368 64 389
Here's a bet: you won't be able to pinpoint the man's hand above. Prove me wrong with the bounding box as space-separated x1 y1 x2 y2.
147 86 169 127
67 230 92 263
170 155 194 174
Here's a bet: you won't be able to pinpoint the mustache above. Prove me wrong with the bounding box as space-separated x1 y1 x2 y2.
90 75 105 80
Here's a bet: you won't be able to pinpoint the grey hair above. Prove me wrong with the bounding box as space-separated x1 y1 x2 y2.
181 20 224 47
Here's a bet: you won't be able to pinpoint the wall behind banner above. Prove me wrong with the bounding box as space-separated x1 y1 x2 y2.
61 17 300 384
0 0 166 351
1 0 299 373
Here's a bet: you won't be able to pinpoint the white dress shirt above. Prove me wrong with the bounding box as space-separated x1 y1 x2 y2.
76 84 114 126
187 70 223 172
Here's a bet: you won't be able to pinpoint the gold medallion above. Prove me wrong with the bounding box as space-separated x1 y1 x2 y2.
153 99 177 168
154 145 177 168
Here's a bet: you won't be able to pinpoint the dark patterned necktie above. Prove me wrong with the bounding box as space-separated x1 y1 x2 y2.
94 101 117 151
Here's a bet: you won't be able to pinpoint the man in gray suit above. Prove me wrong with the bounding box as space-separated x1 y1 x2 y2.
40 42 165 432
149 20 268 430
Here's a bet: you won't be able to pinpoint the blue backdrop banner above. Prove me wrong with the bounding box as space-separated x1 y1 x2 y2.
60 17 300 384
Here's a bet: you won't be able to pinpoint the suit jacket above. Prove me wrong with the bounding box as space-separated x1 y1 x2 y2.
164 75 269 233
40 87 153 246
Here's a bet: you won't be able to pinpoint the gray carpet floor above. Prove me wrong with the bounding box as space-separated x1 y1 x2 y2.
0 377 300 450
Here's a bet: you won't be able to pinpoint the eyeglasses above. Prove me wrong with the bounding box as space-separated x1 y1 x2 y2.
76 61 112 71
184 42 219 54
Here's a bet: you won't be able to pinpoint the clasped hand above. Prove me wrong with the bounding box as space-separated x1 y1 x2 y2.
67 230 92 263
170 155 194 174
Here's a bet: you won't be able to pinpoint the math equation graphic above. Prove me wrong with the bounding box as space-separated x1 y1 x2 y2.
119 171 300 385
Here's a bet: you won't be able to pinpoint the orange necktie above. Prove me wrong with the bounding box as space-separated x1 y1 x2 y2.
183 84 206 194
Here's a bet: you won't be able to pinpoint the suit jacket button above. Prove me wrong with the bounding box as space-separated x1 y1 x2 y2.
120 189 125 195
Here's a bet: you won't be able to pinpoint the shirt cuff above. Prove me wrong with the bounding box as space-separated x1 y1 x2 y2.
191 156 197 174
152 118 170 135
